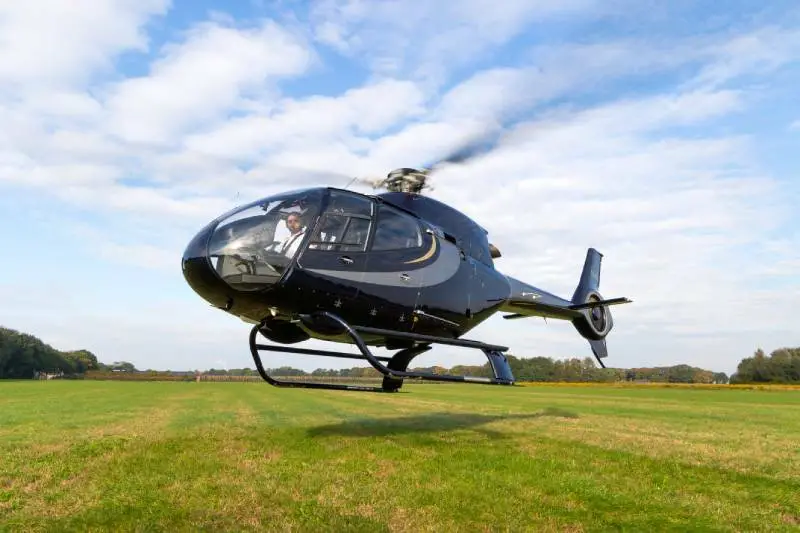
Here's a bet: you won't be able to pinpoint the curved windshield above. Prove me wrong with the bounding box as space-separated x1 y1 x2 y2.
207 189 324 291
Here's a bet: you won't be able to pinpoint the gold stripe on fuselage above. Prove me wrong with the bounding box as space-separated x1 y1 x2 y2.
404 233 438 264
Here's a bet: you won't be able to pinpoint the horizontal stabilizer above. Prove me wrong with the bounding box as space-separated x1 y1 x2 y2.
500 299 583 321
568 297 632 310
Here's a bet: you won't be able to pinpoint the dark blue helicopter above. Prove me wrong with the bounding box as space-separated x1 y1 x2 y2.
182 159 632 393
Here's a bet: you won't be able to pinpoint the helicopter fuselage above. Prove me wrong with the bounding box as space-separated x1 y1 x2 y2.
181 186 521 349
182 184 630 393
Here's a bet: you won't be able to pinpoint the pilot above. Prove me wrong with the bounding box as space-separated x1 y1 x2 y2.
278 212 306 257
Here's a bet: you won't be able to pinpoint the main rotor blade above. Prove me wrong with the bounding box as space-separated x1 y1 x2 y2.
426 127 504 172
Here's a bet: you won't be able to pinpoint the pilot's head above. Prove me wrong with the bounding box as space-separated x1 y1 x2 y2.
285 213 303 234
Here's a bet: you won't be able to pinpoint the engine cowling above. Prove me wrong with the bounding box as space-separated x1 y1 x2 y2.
572 290 614 341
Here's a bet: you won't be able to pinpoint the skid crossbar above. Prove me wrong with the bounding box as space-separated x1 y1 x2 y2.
247 311 516 392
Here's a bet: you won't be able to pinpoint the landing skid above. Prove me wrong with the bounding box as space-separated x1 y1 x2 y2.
247 311 516 392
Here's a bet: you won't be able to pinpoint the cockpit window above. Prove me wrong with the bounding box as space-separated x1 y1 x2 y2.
308 190 373 252
371 204 423 251
206 189 324 291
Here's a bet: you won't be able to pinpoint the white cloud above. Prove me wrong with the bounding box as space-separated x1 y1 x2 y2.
101 19 315 146
308 0 600 83
0 3 798 377
687 26 800 89
0 0 169 88
183 78 426 162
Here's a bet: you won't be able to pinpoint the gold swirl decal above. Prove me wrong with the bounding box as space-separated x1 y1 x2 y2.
404 233 437 264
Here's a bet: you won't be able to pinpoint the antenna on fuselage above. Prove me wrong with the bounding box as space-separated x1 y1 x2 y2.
343 176 358 190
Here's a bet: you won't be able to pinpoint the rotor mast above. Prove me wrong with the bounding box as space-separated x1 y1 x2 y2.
381 167 432 194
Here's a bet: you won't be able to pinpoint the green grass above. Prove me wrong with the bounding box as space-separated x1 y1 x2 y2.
1 381 798 532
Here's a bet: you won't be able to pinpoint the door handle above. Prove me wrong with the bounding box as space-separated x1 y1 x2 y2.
338 255 353 265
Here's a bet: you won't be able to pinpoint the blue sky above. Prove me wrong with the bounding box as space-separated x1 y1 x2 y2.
1 0 798 376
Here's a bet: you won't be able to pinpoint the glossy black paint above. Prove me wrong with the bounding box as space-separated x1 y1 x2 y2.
182 185 631 377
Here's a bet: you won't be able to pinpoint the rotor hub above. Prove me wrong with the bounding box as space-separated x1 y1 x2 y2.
383 167 430 194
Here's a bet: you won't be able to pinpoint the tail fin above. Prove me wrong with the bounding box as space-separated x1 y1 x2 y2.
572 248 603 304
569 248 632 368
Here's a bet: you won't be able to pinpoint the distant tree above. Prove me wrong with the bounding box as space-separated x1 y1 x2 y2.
109 361 137 372
0 327 81 378
269 366 306 376
513 356 555 381
730 347 800 384
63 350 100 372
712 372 729 384
667 364 694 383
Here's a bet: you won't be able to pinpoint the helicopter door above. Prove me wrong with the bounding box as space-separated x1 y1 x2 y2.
360 204 433 320
295 190 374 302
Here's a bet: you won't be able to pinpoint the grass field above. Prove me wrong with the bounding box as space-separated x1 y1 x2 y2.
1 380 798 532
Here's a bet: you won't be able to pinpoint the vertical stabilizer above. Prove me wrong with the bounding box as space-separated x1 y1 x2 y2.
571 248 603 305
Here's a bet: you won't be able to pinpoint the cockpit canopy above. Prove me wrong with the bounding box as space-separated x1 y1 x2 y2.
200 187 403 293
205 188 326 291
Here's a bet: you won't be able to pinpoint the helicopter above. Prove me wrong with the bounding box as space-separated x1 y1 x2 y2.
181 139 633 393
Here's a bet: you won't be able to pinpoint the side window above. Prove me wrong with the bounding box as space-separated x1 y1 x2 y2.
308 191 375 252
309 214 371 252
334 216 371 251
372 205 423 251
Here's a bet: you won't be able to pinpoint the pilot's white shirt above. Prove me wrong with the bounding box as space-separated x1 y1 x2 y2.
279 229 305 257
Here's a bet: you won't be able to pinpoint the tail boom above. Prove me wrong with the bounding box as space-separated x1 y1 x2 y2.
499 276 583 321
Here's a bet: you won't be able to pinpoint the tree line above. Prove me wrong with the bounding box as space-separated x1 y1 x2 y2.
0 327 135 378
1 325 798 384
729 347 800 384
203 355 730 384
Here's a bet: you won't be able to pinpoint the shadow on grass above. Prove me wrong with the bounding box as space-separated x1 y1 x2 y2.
307 407 578 438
